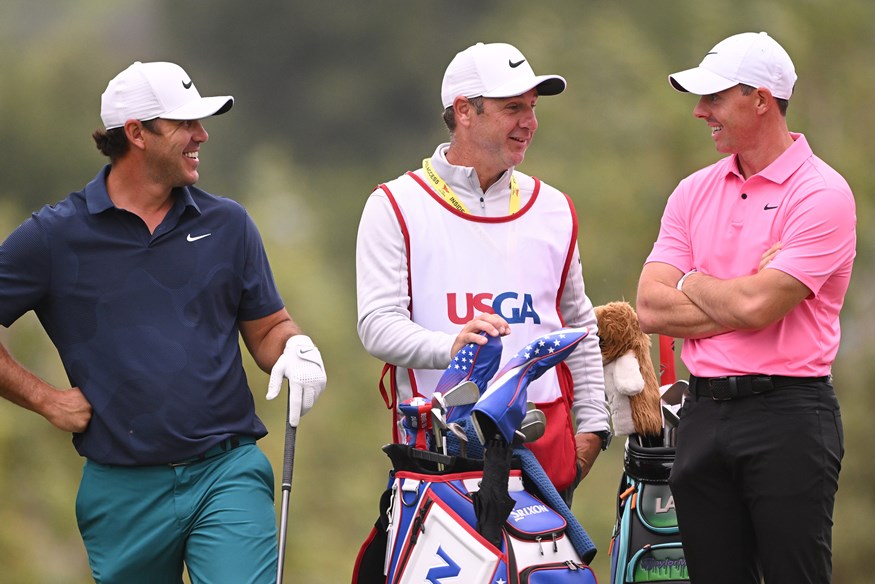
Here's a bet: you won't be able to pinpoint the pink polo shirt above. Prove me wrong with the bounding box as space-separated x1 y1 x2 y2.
646 133 856 377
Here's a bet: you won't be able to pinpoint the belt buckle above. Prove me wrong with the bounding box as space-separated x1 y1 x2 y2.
709 378 733 401
751 375 773 394
168 456 200 467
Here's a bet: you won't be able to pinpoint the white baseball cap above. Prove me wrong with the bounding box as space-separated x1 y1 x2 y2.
100 61 234 130
668 32 797 100
441 42 566 109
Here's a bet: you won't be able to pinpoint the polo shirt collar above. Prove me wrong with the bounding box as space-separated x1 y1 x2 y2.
84 164 201 215
724 132 811 184
433 143 514 196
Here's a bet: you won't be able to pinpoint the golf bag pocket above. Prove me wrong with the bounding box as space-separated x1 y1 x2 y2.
521 562 598 583
385 470 514 584
507 490 577 568
609 435 689 584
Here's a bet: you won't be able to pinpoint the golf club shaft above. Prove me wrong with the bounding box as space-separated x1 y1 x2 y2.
277 396 298 583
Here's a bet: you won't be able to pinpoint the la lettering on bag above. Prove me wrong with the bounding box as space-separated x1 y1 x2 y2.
608 435 689 584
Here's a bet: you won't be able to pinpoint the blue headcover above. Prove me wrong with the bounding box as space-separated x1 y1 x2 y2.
433 333 504 424
444 420 598 563
471 327 589 444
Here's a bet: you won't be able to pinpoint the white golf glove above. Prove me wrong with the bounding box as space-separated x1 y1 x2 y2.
266 335 327 427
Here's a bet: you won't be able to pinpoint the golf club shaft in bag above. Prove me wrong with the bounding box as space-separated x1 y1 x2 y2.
276 390 297 584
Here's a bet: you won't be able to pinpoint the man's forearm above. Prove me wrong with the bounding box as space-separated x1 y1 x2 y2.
637 264 729 339
679 268 810 331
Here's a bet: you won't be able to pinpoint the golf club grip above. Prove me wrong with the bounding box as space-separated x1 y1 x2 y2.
282 423 297 487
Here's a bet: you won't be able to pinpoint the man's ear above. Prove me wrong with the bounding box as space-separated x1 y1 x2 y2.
754 87 773 114
453 96 474 128
123 119 148 150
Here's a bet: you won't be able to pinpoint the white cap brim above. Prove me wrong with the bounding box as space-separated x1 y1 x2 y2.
668 67 737 96
481 74 566 100
160 95 234 121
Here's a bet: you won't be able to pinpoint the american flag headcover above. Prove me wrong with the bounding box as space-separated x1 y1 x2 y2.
471 327 589 444
433 333 504 424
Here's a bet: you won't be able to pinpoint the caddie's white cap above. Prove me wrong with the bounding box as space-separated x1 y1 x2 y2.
441 42 566 109
100 61 234 130
668 32 797 100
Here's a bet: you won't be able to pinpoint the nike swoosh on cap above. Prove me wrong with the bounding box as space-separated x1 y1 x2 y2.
509 59 526 68
186 233 212 242
182 79 194 89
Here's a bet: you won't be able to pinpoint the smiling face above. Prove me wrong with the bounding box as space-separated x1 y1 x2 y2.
448 88 541 190
692 85 760 155
143 118 209 187
470 88 539 171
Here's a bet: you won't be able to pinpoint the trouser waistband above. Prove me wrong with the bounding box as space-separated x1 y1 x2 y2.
689 374 830 401
168 436 256 467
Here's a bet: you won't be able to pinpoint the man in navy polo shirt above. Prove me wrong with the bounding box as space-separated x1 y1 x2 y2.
0 61 327 583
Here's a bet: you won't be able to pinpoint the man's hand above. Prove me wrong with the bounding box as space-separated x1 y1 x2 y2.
45 387 92 433
759 241 782 271
266 335 327 427
574 432 604 480
450 312 511 358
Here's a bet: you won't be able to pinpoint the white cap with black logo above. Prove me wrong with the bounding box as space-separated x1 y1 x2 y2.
441 42 566 109
669 32 796 100
100 61 234 130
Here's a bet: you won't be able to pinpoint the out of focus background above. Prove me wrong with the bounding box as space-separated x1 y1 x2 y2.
0 1 871 582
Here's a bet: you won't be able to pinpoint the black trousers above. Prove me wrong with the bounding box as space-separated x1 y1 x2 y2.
670 378 842 584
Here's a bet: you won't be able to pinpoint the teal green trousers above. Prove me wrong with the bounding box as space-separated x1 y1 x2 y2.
76 440 277 583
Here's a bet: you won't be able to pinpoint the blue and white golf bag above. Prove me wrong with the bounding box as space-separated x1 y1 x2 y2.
352 328 599 584
352 442 597 584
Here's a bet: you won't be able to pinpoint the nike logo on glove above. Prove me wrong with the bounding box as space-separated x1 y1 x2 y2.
187 233 212 242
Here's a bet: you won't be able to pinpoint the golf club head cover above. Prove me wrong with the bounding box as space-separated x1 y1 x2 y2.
266 335 327 427
433 332 503 424
471 327 589 445
397 396 432 449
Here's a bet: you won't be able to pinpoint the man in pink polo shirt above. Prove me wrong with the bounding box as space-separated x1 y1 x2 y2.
636 32 856 584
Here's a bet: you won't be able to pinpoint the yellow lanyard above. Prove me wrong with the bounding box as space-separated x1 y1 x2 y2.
422 159 520 215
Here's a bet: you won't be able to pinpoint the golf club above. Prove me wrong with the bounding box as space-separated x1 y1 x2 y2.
661 379 689 406
431 405 448 456
514 406 546 444
276 390 297 584
431 381 481 469
662 405 680 448
446 422 469 458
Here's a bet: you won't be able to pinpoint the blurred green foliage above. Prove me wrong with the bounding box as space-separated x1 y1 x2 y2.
0 1 872 582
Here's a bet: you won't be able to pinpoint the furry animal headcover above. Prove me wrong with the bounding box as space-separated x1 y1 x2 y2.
594 301 663 437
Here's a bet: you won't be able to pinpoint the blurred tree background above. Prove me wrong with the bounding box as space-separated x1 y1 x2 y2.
0 1 872 582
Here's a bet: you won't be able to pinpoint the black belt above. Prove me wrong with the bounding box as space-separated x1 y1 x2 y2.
690 374 830 401
168 436 255 467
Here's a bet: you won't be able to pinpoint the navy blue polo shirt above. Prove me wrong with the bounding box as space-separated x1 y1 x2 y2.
0 165 284 465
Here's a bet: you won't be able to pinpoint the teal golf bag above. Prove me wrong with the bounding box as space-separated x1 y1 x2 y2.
608 434 689 583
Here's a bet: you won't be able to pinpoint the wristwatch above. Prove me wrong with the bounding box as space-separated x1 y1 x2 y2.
593 430 612 451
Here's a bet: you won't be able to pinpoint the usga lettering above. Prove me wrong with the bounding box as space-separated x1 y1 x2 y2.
447 292 541 325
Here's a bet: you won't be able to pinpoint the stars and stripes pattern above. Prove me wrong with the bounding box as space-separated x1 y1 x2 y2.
433 333 503 424
472 327 589 444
